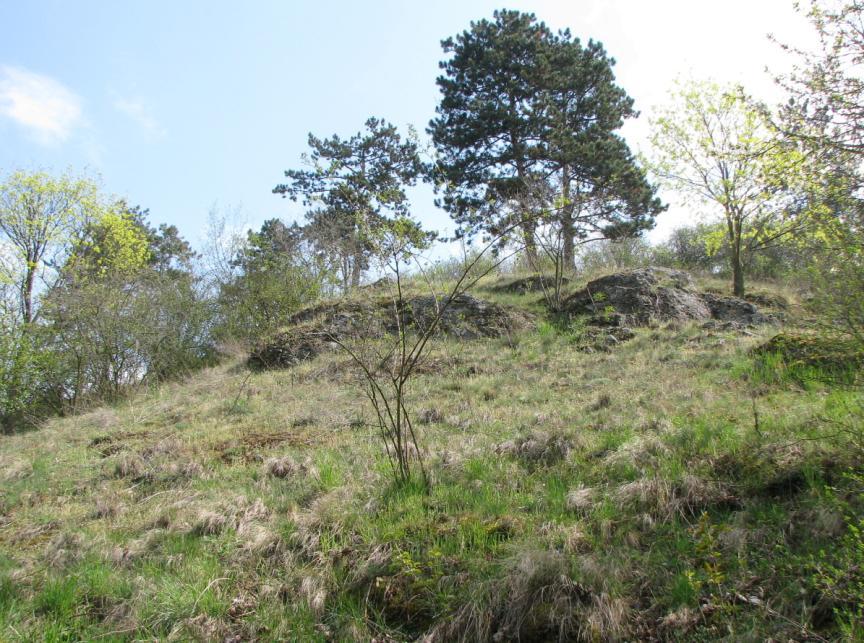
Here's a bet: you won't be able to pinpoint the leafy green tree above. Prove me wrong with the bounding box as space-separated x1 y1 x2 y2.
775 0 864 157
215 218 330 341
238 218 303 271
430 11 661 269
0 170 103 323
539 35 663 269
0 316 55 430
302 207 374 292
772 0 864 343
274 117 424 290
655 221 811 280
648 81 796 296
429 10 551 260
64 207 151 278
42 206 214 410
43 270 213 407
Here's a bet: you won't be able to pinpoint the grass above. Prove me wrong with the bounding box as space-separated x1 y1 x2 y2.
0 275 862 640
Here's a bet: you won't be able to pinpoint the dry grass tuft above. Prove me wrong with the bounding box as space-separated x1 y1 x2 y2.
299 575 328 615
496 550 590 641
418 407 443 424
78 407 119 430
0 456 32 481
540 522 593 555
351 544 392 585
43 531 84 568
426 549 593 642
588 393 613 411
603 434 671 472
237 522 279 555
174 614 237 642
495 431 574 466
113 453 147 479
92 498 122 520
193 510 227 536
235 498 271 526
141 437 184 458
161 459 205 481
565 486 596 514
584 593 630 642
658 606 700 634
223 496 280 556
288 488 356 564
265 455 318 480
106 529 163 566
616 475 738 521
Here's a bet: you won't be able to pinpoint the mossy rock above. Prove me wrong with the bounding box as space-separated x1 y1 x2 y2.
248 294 534 369
489 274 571 294
754 333 864 373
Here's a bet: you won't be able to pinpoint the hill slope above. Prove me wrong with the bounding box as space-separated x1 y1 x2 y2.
1 275 862 641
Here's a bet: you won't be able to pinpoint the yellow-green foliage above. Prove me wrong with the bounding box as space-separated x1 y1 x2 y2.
83 212 150 273
78 210 152 276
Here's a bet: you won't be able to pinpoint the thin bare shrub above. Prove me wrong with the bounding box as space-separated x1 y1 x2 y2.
331 219 524 486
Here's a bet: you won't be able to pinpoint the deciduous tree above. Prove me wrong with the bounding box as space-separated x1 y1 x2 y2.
0 170 102 323
649 81 793 296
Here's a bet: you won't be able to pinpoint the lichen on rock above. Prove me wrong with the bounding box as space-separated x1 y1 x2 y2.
563 267 773 327
248 293 533 369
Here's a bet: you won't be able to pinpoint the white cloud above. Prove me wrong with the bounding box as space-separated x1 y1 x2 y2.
112 95 166 137
0 65 83 144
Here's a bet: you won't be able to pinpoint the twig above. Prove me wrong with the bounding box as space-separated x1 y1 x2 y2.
733 593 829 643
227 370 254 414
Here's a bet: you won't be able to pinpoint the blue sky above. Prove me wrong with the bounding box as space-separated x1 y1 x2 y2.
0 0 812 251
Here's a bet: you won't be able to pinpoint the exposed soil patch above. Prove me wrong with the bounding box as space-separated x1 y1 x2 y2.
213 431 316 464
88 431 151 457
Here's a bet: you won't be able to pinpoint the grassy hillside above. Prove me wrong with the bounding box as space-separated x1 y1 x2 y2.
1 275 862 641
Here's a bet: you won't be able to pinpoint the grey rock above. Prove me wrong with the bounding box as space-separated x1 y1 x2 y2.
490 274 572 294
249 293 534 369
563 267 775 328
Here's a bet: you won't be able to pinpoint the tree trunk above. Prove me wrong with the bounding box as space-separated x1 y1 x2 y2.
348 222 364 290
510 130 538 269
350 249 363 289
517 184 538 269
732 249 745 297
726 213 745 297
22 264 35 324
562 214 575 272
561 168 575 271
341 256 350 293
522 220 538 269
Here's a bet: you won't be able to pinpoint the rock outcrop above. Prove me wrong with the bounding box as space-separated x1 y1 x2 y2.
490 274 572 294
248 294 533 369
563 267 772 327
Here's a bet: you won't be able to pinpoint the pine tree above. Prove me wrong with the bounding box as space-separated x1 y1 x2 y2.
274 117 423 290
430 11 661 269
